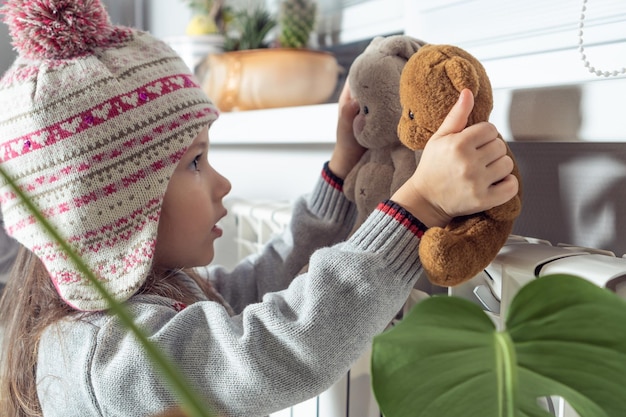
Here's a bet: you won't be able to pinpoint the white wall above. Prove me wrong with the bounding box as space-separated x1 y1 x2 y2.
0 17 16 76
144 0 191 39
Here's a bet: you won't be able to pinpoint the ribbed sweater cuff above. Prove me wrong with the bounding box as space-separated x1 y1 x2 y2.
377 199 428 238
308 162 355 224
349 200 428 277
321 161 343 192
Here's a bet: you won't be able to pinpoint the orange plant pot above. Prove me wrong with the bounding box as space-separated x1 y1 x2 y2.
202 48 340 111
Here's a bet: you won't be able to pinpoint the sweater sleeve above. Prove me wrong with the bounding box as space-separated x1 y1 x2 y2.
203 162 358 314
65 200 427 417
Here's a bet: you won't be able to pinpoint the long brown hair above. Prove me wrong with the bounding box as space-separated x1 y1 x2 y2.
0 246 222 417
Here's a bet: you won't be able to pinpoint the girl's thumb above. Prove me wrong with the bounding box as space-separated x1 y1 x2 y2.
434 88 475 136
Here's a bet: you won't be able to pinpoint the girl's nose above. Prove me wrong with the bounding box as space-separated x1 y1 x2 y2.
216 169 231 197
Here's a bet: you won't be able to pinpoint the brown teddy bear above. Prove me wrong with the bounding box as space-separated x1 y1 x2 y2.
343 35 426 234
398 44 523 287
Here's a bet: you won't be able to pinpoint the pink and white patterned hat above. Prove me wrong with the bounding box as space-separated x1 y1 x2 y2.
0 0 219 311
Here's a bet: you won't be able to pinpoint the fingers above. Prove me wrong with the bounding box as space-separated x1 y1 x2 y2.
338 79 352 107
476 144 518 210
434 88 474 137
475 134 516 191
485 151 514 187
331 79 365 179
463 122 499 151
337 97 360 130
487 174 519 208
476 135 507 168
337 79 359 120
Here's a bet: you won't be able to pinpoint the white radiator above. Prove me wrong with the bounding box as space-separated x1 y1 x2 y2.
231 200 293 261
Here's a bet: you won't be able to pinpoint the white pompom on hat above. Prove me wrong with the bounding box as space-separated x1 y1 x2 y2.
0 0 219 311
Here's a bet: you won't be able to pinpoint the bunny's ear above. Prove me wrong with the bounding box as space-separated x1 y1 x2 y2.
444 56 480 96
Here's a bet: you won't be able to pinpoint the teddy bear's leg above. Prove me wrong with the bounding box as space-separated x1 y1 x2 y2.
418 216 512 287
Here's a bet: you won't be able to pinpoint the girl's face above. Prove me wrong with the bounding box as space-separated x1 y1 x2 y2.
153 125 231 269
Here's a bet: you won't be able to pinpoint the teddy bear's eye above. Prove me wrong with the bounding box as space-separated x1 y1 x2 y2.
363 106 369 115
408 110 414 120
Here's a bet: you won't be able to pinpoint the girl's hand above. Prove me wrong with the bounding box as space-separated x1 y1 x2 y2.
328 79 365 179
391 89 519 228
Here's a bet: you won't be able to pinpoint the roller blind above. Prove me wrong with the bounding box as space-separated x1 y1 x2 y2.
405 0 626 88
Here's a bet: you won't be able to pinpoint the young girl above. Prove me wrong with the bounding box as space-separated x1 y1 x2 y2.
0 1 518 416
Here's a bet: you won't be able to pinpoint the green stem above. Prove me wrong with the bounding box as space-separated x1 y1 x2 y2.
495 331 517 417
0 166 214 417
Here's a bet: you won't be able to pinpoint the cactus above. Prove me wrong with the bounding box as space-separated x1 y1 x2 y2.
278 0 317 48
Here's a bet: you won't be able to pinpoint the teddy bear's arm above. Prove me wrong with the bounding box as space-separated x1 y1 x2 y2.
390 146 418 194
343 150 372 201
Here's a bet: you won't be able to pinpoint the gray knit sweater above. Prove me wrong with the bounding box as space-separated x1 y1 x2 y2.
37 167 425 417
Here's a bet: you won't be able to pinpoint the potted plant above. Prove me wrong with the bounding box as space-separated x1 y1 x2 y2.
202 0 341 112
371 274 626 417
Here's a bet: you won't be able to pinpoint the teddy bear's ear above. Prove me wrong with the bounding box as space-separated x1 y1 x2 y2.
444 56 480 97
367 36 386 48
381 36 428 62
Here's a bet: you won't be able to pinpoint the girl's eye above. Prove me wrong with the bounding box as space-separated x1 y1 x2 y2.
191 155 202 171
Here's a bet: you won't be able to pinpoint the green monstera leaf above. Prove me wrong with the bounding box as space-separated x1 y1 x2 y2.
371 274 626 417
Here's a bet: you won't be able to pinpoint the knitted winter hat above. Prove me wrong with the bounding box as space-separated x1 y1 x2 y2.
0 0 219 311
